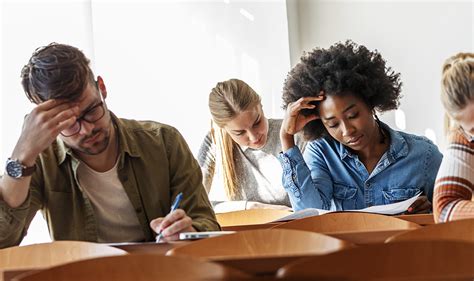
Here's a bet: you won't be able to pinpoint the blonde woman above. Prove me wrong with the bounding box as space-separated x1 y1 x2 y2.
198 79 305 212
434 53 474 222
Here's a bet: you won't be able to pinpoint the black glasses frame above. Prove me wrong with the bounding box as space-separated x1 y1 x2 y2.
60 88 106 137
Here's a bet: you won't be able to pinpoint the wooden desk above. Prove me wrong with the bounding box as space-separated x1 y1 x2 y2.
222 214 434 232
103 232 388 276
222 222 282 231
325 229 409 245
213 255 313 276
3 269 40 281
395 214 434 226
107 241 190 255
109 230 410 258
1 216 432 280
2 242 190 281
222 227 415 245
2 247 306 279
0 241 126 281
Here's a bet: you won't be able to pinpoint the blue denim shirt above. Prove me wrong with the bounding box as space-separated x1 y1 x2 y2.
278 123 443 211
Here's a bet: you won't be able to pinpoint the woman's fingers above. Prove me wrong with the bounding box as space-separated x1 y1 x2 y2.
407 196 431 213
289 96 324 114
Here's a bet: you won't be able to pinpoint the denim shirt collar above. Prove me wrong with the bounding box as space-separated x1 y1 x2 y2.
336 122 408 162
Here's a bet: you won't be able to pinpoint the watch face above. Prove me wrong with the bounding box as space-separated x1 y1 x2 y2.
6 159 22 178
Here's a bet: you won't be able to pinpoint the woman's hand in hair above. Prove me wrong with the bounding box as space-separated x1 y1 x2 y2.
280 95 324 151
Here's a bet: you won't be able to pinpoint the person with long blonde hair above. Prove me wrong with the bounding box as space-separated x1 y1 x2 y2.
434 53 474 222
198 79 305 212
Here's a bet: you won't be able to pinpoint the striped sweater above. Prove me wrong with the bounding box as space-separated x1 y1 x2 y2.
433 131 474 222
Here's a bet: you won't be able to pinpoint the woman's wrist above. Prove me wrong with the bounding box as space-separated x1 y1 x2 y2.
280 132 296 152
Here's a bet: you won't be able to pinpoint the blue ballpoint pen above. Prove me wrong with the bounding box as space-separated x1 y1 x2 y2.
155 192 183 243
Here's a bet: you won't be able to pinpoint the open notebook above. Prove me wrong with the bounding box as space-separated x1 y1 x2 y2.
273 192 421 222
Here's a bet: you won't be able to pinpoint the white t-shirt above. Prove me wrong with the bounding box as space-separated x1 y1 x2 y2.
77 160 145 242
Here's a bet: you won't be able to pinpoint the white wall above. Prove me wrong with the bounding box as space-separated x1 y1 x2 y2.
90 0 291 154
287 0 474 150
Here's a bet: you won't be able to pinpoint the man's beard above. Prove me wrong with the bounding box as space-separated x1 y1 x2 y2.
75 128 111 155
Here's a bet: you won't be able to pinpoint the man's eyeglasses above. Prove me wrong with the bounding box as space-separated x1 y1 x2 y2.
459 125 474 143
60 101 106 137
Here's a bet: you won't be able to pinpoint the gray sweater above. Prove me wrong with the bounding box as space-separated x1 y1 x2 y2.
197 119 306 207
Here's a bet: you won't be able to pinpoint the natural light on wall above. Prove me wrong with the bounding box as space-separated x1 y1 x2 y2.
90 0 290 154
394 109 406 131
424 128 437 145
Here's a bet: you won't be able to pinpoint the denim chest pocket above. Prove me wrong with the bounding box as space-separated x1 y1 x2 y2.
382 187 421 204
333 183 358 210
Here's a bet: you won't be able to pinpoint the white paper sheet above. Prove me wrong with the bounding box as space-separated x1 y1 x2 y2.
273 192 422 222
272 208 332 222
346 192 422 215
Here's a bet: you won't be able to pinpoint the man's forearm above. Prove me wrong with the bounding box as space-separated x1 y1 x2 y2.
0 176 31 208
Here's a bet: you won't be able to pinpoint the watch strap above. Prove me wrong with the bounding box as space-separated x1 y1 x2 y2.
22 164 36 176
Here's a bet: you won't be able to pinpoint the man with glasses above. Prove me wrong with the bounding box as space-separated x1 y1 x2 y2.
0 43 219 247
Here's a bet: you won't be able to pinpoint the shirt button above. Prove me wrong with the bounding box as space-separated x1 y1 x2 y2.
135 207 142 213
121 175 129 182
365 183 370 187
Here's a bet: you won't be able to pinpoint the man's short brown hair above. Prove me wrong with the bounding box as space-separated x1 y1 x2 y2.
21 43 95 103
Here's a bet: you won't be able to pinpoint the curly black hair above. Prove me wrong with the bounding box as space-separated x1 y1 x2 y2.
282 40 402 140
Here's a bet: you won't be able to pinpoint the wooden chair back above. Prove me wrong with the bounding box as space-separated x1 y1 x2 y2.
167 228 352 259
273 212 420 233
216 209 291 227
277 241 474 280
0 241 126 271
386 218 474 243
13 254 250 281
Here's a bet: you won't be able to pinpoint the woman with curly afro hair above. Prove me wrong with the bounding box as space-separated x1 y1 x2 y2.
278 40 442 212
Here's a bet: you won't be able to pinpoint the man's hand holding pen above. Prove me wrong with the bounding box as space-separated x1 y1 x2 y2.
150 193 196 242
